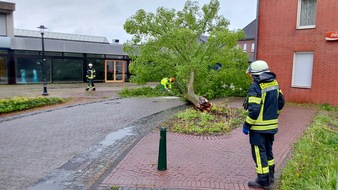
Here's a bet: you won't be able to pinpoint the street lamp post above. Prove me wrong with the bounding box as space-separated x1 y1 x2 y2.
37 25 49 96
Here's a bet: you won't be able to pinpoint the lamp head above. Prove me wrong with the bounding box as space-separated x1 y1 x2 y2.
37 25 48 33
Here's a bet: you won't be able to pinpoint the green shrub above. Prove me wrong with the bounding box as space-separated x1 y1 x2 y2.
0 96 65 114
118 86 166 98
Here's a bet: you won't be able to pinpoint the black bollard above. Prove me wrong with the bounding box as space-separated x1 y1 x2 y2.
157 127 167 171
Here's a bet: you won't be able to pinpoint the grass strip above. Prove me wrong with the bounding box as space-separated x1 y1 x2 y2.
278 109 338 190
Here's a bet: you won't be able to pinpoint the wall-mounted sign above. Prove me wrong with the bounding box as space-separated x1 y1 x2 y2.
325 31 338 41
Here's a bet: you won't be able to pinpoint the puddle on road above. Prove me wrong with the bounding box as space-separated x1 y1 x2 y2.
100 126 134 146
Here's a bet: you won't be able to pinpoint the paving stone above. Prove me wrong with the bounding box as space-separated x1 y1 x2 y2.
97 106 317 190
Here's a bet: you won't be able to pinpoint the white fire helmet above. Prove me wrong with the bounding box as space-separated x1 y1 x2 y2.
248 60 270 75
88 63 93 67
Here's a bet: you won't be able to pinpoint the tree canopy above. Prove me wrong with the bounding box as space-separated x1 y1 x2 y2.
123 0 250 105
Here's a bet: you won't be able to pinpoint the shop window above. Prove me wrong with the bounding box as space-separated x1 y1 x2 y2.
87 54 105 58
52 59 82 82
297 0 317 29
0 56 7 84
15 57 51 84
14 50 39 55
106 55 123 59
292 52 314 88
63 52 83 57
44 51 63 56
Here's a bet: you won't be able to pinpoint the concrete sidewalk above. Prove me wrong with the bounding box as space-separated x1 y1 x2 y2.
98 105 317 190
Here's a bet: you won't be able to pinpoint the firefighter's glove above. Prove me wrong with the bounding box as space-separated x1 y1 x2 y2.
242 126 249 135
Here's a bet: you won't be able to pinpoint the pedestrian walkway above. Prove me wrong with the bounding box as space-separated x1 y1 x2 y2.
98 105 317 190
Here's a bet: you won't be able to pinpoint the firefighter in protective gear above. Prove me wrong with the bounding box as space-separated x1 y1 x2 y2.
160 77 174 94
85 63 96 91
242 60 285 189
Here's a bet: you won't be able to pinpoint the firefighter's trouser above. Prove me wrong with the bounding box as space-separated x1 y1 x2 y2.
250 132 275 186
87 79 95 89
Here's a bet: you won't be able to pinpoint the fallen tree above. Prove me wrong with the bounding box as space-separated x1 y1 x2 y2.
123 0 248 111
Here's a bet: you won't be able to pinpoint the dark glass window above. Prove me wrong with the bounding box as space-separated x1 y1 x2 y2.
14 50 39 55
44 51 63 56
87 54 105 58
106 55 123 59
15 57 51 84
63 52 84 57
52 59 83 82
0 56 7 84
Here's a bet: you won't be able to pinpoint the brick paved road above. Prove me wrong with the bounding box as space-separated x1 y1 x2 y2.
99 105 317 190
0 97 186 190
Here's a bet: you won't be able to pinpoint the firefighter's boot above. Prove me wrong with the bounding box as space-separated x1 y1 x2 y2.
92 87 96 91
269 165 275 183
248 174 270 189
85 88 89 91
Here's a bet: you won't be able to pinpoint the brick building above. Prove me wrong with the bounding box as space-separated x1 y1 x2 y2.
256 0 338 106
238 19 256 62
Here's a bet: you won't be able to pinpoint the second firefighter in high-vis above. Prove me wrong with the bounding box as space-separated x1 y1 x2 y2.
242 60 285 189
85 63 96 91
160 77 175 94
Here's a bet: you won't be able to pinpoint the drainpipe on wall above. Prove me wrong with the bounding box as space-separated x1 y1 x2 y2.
254 0 260 61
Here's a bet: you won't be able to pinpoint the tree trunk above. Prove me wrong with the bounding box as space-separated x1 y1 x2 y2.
184 69 213 112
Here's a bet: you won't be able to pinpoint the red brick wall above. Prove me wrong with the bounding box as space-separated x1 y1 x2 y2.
257 0 338 106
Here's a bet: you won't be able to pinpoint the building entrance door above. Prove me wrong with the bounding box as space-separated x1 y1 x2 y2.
105 60 125 82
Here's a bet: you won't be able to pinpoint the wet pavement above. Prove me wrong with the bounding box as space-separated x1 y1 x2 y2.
0 83 318 190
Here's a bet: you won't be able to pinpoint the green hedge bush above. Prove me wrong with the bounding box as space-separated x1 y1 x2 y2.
0 96 65 114
118 86 167 98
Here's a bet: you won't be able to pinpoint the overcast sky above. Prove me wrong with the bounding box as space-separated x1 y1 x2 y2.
5 0 257 43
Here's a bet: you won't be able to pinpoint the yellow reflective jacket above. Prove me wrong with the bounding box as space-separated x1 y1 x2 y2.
161 78 172 89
